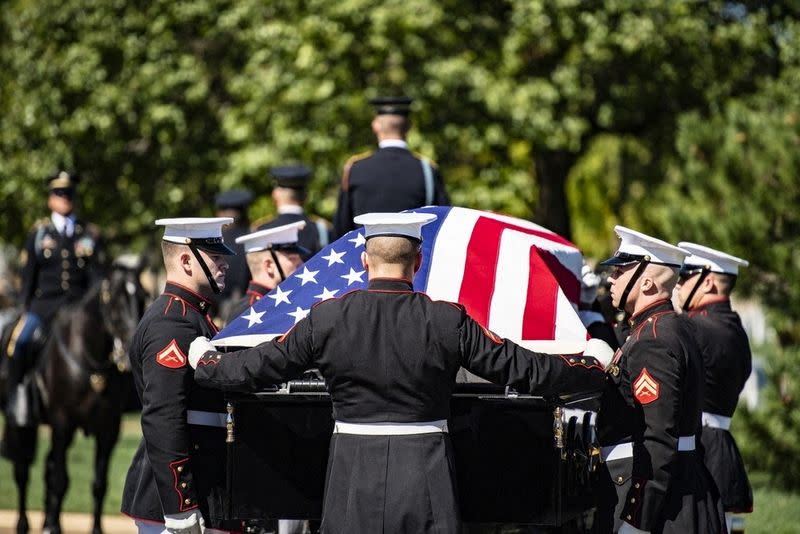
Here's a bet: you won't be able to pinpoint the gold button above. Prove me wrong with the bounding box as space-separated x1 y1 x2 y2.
580 359 586 364
77 258 85 267
631 498 636 503
61 281 70 290
569 358 576 363
625 336 631 342
647 317 653 323
44 249 52 259
216 355 221 359
617 476 624 483
194 444 199 450
177 466 183 473
627 515 632 520
62 260 70 268
181 482 187 488
61 249 69 258
635 483 640 488
184 498 191 505
61 271 70 280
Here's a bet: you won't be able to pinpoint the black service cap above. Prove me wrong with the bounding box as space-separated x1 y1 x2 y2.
369 96 413 116
215 189 254 210
271 165 312 189
46 170 80 190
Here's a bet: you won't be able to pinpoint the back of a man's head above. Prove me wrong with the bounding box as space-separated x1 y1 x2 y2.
365 236 420 271
645 263 679 296
373 115 410 139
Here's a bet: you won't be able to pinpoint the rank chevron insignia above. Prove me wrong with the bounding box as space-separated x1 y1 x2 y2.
156 339 187 369
633 367 660 405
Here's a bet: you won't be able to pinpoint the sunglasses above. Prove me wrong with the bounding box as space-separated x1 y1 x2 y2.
50 188 75 199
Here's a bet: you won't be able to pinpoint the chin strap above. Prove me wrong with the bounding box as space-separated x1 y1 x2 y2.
188 243 221 294
269 249 287 282
683 266 711 311
617 258 650 312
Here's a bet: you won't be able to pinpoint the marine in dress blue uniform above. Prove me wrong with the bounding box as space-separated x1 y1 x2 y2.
675 242 753 533
255 165 330 261
226 221 306 323
595 227 725 534
188 212 607 534
121 218 237 534
332 97 449 237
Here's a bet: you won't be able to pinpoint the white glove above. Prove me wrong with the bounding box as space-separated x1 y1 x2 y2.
583 338 615 368
188 336 216 369
618 520 649 534
164 509 205 534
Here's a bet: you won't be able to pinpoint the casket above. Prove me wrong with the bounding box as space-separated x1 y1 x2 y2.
219 381 601 529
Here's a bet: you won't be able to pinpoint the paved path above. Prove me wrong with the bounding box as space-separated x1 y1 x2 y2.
0 510 137 533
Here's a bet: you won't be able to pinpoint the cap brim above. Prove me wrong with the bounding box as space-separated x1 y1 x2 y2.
599 255 636 267
195 242 236 256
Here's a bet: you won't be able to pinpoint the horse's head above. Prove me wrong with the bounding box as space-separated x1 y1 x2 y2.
100 254 148 372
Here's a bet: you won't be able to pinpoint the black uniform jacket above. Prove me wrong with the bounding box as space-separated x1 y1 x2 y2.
122 282 228 524
195 278 604 533
226 281 270 325
596 300 724 533
688 299 753 513
19 217 105 325
333 147 449 237
257 211 328 261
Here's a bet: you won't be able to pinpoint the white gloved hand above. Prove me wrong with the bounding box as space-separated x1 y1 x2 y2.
618 520 649 534
164 509 205 534
188 336 216 369
583 338 615 368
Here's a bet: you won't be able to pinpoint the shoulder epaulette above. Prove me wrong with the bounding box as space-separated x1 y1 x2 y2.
83 222 101 238
31 217 50 230
411 152 439 168
250 214 274 230
341 151 372 192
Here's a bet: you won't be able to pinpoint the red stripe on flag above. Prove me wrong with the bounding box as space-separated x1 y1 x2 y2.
538 249 581 304
458 218 503 326
458 216 579 329
522 248 559 340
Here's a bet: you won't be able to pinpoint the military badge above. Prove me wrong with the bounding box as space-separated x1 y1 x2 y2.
156 339 187 369
633 368 660 405
75 236 95 257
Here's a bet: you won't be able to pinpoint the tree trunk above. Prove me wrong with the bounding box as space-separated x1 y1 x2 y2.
533 150 575 239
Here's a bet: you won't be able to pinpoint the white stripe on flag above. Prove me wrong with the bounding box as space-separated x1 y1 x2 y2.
487 229 532 342
424 208 481 302
554 289 588 343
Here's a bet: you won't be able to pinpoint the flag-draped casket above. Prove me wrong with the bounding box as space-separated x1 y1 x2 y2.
211 206 600 528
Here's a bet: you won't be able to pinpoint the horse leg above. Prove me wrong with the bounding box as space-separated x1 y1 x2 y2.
2 424 38 534
42 420 76 534
91 415 121 534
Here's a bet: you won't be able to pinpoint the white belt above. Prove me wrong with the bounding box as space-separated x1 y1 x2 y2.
187 410 227 428
602 435 696 461
702 411 732 431
333 419 448 435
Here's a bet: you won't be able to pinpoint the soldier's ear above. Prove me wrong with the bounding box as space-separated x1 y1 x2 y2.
414 250 422 273
361 251 369 271
179 251 192 274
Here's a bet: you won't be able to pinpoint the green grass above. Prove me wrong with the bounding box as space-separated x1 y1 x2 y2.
2 415 800 534
0 414 141 514
746 472 800 534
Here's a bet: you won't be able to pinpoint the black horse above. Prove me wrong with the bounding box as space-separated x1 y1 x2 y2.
0 256 148 534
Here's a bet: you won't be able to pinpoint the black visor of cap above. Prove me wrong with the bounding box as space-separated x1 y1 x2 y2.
270 242 310 256
190 237 236 256
599 252 646 267
600 251 681 268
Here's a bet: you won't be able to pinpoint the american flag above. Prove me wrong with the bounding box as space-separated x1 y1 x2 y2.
213 206 588 354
